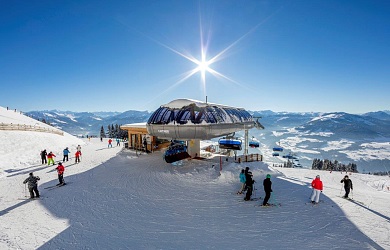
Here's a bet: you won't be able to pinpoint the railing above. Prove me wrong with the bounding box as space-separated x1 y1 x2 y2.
0 123 64 136
237 153 262 163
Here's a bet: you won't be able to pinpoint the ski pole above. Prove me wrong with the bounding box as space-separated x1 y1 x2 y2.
24 183 27 198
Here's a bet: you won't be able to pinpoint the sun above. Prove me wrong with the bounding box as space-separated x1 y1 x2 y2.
197 59 210 74
195 53 211 87
149 8 270 101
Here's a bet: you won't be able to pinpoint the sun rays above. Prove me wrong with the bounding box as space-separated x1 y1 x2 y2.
137 5 281 103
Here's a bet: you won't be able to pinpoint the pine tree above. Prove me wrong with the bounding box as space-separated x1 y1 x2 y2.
111 124 114 137
115 124 119 138
100 126 105 138
107 125 111 138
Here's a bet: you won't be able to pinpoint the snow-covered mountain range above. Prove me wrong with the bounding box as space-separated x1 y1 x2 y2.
25 110 150 136
25 109 390 173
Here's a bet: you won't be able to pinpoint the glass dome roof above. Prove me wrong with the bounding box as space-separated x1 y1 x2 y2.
147 99 253 125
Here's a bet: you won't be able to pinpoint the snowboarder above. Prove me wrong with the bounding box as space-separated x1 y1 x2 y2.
341 175 353 198
75 150 82 163
244 167 255 201
108 139 113 148
310 175 323 204
63 147 70 162
40 149 47 164
47 151 56 165
56 162 65 185
262 174 273 206
237 169 246 194
23 172 40 199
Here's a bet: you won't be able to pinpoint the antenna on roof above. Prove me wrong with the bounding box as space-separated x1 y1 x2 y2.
206 96 208 103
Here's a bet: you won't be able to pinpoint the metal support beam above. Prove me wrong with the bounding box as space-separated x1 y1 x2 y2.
244 129 248 156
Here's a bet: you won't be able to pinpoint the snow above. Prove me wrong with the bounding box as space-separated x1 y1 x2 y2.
1 107 390 249
310 113 343 122
341 142 390 161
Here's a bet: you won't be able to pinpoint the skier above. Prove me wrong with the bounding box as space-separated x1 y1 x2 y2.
237 169 246 194
76 145 82 153
116 138 120 146
56 162 65 185
341 175 353 198
47 151 56 165
75 150 82 163
40 149 47 164
143 138 148 152
244 167 255 201
23 172 40 199
310 175 323 204
262 174 273 206
63 147 70 162
108 139 113 148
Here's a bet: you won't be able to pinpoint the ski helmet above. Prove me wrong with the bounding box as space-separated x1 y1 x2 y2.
266 174 271 178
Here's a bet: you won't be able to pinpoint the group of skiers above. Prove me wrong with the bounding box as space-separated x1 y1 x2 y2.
40 145 82 165
28 146 84 199
310 174 353 204
23 162 66 199
238 167 354 206
107 138 121 148
238 167 273 206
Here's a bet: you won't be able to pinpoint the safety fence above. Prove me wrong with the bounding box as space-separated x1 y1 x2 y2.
237 153 262 163
0 123 64 136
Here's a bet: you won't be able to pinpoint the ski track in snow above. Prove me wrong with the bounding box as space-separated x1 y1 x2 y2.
0 136 389 249
39 155 390 248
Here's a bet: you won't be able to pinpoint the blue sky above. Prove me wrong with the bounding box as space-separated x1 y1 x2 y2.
0 0 389 113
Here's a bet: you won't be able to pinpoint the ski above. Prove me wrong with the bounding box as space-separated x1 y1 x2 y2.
18 197 43 200
239 197 262 202
338 196 365 206
255 203 281 207
44 182 68 190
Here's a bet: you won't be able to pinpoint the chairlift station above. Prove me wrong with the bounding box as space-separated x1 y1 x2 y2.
145 98 263 162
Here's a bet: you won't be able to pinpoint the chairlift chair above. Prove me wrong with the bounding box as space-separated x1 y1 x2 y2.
218 138 242 151
164 142 190 163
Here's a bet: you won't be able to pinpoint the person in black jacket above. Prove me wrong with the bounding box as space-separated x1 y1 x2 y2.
262 174 273 206
341 175 353 198
23 172 40 198
244 167 255 201
40 149 47 164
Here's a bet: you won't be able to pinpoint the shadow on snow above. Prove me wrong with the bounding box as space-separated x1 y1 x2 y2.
35 151 384 250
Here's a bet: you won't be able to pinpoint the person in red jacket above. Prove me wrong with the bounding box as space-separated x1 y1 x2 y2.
47 151 56 165
310 175 323 204
75 150 82 163
56 162 65 185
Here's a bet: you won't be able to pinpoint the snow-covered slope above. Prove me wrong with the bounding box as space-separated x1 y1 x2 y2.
0 106 85 174
0 106 389 249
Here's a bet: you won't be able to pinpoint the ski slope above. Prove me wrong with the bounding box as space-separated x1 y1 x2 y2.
0 107 389 249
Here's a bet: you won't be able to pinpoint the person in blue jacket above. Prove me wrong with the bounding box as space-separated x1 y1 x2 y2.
237 169 246 194
63 147 70 162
